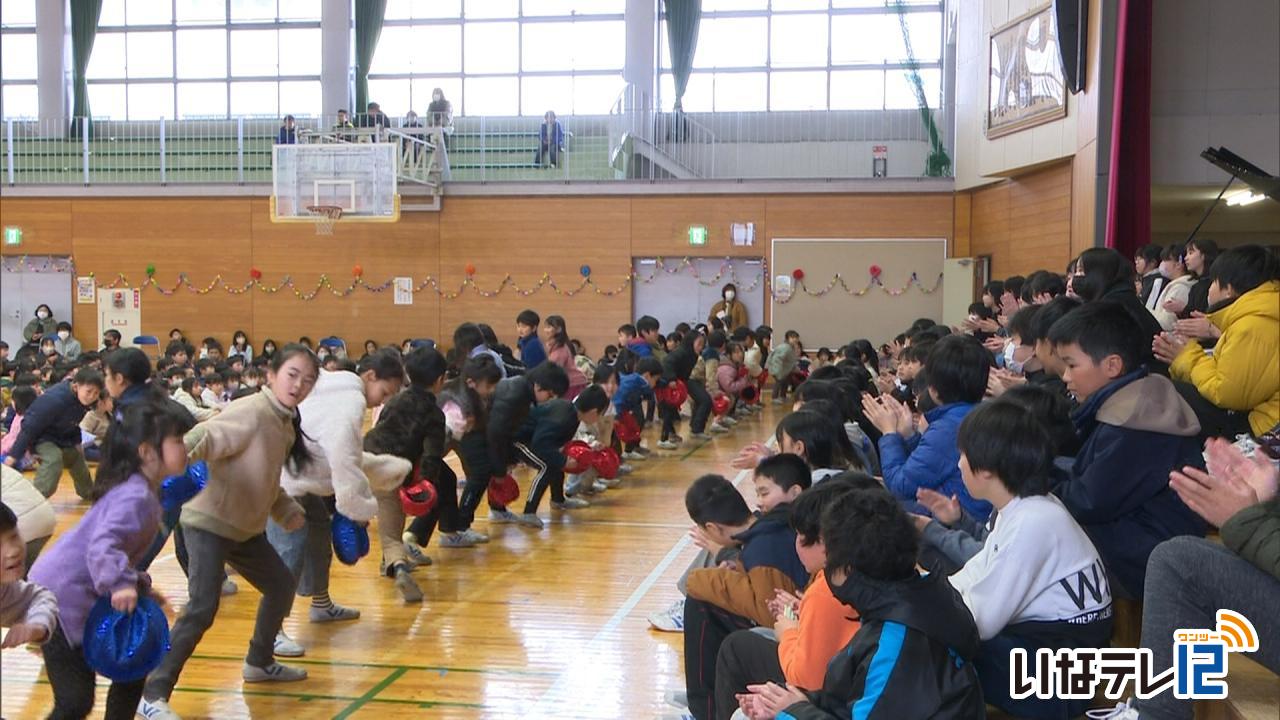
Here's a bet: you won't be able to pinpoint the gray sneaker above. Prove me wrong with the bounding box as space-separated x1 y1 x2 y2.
552 497 589 510
221 578 238 596
394 566 423 602
402 542 432 567
309 603 360 623
439 532 476 548
622 451 645 461
242 662 308 683
489 509 519 524
689 432 714 441
656 440 679 450
459 528 490 544
136 697 182 720
516 513 544 529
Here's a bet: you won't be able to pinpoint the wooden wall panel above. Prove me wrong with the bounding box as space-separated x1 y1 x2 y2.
765 194 954 240
0 198 73 255
69 198 255 345
2 193 959 355
250 198 442 350
630 196 767 258
952 193 972 258
969 161 1072 278
437 197 632 357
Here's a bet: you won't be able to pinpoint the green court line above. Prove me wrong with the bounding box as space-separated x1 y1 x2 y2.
190 652 557 677
679 438 712 461
332 666 407 719
24 678 486 711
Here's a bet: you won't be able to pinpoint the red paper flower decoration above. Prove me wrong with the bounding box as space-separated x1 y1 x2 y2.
792 269 805 280
464 263 477 276
869 264 883 278
352 264 363 277
250 268 263 280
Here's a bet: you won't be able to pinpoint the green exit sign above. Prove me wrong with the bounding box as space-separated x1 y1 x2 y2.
2 227 20 246
688 225 707 246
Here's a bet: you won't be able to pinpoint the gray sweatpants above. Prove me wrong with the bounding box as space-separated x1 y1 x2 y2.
1136 536 1280 720
143 526 296 701
266 494 332 597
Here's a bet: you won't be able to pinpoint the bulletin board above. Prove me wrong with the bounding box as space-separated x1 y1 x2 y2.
770 239 946 349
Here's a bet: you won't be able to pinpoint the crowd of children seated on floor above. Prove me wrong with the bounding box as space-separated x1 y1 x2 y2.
1 242 1277 720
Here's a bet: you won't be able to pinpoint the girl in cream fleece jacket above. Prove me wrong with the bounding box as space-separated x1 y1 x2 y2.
141 346 320 716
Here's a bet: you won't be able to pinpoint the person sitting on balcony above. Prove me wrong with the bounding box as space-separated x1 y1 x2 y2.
333 109 354 142
278 115 297 145
536 111 565 169
357 102 389 141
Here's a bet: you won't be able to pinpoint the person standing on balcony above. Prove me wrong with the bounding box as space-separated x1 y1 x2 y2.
332 109 354 142
277 115 297 145
709 284 748 332
536 111 565 169
427 88 453 150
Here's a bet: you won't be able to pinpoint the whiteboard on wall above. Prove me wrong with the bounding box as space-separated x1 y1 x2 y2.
770 239 946 350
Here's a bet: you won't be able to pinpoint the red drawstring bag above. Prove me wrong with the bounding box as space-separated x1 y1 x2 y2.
615 412 642 443
592 447 621 479
487 474 520 506
712 394 732 416
399 468 438 517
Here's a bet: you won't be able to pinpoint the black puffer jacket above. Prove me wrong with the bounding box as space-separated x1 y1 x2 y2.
485 375 534 474
779 570 986 719
661 341 698 384
362 385 446 485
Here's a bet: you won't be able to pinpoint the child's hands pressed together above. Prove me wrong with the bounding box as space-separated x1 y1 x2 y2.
983 336 1007 354
1174 312 1220 341
916 487 962 525
1151 332 1189 364
743 682 808 718
731 441 774 470
1 622 49 648
1205 437 1278 503
111 586 138 613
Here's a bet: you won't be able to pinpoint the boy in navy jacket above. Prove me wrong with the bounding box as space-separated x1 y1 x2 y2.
737 487 985 720
682 474 809 720
3 368 104 498
515 309 547 369
1047 302 1205 598
613 357 661 459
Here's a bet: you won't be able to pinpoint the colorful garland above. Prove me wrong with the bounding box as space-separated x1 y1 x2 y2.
9 254 941 302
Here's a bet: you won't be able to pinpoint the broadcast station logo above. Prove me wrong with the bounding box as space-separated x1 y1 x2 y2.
1009 610 1259 701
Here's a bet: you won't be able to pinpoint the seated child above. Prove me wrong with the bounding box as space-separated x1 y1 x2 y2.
734 487 985 720
682 471 810 720
776 407 859 481
862 334 992 521
1047 302 1206 598
714 473 875 717
0 501 57 649
173 375 216 422
516 309 547 368
79 393 113 462
947 401 1113 719
0 385 38 470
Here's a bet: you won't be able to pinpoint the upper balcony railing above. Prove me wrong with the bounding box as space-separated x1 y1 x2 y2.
1 108 950 187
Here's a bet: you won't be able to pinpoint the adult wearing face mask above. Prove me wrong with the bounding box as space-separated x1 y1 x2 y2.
100 329 122 352
23 304 57 347
708 283 748 331
427 87 453 149
53 322 82 361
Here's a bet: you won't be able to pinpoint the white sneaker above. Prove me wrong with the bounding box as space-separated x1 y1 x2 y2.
242 662 308 683
1086 700 1140 719
708 423 730 434
721 416 738 426
656 440 679 450
516 513 544 529
689 432 713 441
137 697 182 720
489 509 519 524
647 598 685 632
622 451 645 462
273 631 305 657
459 528 489 544
439 532 477 548
552 497 590 509
617 463 634 474
221 578 238 596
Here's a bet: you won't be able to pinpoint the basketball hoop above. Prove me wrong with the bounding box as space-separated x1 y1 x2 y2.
305 205 343 235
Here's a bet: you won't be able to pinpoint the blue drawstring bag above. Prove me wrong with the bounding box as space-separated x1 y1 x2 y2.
330 512 369 565
160 461 208 514
82 595 170 682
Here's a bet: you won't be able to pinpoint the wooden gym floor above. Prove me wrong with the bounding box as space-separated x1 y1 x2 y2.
2 406 783 719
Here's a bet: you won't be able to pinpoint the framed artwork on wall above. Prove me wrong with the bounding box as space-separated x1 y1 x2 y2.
986 5 1067 139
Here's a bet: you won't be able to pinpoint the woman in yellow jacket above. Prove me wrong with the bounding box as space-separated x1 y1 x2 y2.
1153 245 1279 439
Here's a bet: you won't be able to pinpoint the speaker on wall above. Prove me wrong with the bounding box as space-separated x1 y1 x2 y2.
1054 0 1088 93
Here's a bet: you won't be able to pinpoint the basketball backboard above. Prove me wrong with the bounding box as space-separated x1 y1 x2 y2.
271 143 400 223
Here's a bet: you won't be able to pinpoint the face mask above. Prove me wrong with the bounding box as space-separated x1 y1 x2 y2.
433 94 442 101
58 330 70 340
724 290 735 302
37 310 49 319
1002 340 1017 365
170 381 182 389
245 379 259 388
43 346 57 355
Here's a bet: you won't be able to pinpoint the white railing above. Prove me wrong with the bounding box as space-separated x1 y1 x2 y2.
1 109 950 186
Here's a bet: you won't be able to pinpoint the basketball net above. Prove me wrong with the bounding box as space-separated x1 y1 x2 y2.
306 205 343 235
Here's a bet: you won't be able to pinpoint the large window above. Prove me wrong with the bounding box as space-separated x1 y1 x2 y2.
1 0 38 118
659 0 943 112
85 0 321 120
368 0 626 117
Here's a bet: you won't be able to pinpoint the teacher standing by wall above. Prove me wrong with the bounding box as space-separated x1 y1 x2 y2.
708 283 748 330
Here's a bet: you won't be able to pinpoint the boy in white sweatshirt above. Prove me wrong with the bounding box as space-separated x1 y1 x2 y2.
946 400 1113 720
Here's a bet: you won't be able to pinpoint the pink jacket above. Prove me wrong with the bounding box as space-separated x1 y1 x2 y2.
717 360 750 396
547 343 589 400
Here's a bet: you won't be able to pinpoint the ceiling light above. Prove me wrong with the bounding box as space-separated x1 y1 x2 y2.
1226 191 1265 207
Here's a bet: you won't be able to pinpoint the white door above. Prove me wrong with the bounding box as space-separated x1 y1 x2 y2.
0 256 75 350
631 257 766 333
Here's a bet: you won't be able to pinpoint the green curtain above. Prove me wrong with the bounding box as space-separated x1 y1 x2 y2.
353 0 388 114
69 0 104 137
663 0 701 111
